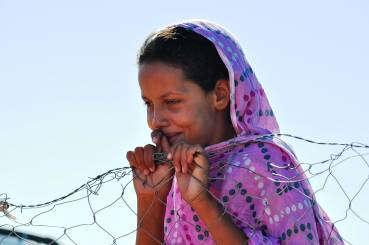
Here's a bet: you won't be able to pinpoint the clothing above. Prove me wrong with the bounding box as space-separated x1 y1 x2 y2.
163 20 343 244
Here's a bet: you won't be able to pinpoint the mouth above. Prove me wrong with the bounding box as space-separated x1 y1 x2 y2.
165 132 183 145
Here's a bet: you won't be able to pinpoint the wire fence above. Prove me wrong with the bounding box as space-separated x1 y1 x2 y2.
1 133 368 244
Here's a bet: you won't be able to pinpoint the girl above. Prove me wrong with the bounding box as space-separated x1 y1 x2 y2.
126 20 343 244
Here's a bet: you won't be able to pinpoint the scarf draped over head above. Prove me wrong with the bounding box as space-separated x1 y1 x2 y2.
162 20 343 245
181 21 279 138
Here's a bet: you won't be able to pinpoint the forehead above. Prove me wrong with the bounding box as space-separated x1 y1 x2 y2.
138 62 197 97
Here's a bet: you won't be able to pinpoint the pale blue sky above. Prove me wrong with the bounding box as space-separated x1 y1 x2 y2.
0 0 368 244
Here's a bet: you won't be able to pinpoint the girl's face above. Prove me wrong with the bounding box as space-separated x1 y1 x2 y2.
139 62 233 147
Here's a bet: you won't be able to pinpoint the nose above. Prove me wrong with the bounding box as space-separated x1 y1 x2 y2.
148 107 169 130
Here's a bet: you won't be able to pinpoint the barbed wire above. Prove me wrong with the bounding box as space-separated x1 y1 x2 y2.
0 133 368 244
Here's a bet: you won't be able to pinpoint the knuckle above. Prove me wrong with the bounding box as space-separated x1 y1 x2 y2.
127 157 135 166
126 151 132 159
144 160 153 167
174 148 181 158
127 152 134 161
134 146 142 151
144 144 154 151
134 147 144 155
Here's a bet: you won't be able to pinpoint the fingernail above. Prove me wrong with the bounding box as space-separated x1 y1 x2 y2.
144 169 150 175
149 167 155 172
167 153 172 160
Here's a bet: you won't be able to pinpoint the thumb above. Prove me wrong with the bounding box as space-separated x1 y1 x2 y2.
194 153 208 167
151 130 162 152
192 149 209 171
160 134 171 153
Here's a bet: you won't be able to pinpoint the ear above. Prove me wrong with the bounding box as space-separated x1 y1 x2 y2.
211 79 230 111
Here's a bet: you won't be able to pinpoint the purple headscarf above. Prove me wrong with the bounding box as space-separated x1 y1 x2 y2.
162 20 343 245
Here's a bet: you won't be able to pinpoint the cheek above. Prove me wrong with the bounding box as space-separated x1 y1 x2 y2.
146 109 153 128
171 111 193 128
180 107 213 137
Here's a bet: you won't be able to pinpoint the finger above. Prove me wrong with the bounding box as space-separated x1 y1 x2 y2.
161 134 171 153
188 162 195 173
126 151 136 168
151 129 162 142
186 146 196 166
144 144 155 172
134 147 150 175
156 137 162 152
151 130 162 151
190 145 207 168
181 144 190 174
187 146 200 173
171 143 182 173
127 151 144 179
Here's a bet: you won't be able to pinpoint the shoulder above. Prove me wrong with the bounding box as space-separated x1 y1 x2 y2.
222 140 304 188
227 140 296 168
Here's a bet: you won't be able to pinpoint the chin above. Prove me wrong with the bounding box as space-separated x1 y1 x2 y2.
167 133 184 145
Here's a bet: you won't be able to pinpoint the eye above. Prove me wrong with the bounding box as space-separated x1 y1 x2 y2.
143 100 152 107
165 99 180 105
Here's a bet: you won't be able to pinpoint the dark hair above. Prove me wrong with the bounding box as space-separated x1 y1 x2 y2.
137 26 229 92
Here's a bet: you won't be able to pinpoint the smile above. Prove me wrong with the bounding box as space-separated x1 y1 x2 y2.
165 132 182 145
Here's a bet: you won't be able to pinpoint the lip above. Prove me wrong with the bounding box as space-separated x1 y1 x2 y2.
164 132 183 145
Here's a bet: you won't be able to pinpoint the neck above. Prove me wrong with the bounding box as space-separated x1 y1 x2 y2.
209 113 236 146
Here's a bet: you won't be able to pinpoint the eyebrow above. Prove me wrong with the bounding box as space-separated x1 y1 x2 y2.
141 91 185 100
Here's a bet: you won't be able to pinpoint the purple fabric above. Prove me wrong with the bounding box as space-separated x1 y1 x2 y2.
162 20 344 244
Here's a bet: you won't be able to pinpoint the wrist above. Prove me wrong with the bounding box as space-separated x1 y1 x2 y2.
191 193 227 224
136 193 167 245
137 195 167 221
137 192 168 204
188 191 213 210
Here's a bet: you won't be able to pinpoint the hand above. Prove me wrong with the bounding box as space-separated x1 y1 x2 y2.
126 131 174 199
168 142 210 205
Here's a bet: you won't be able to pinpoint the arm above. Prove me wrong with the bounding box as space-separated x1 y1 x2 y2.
170 143 281 244
136 195 167 245
168 143 249 244
126 133 174 245
191 194 249 245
